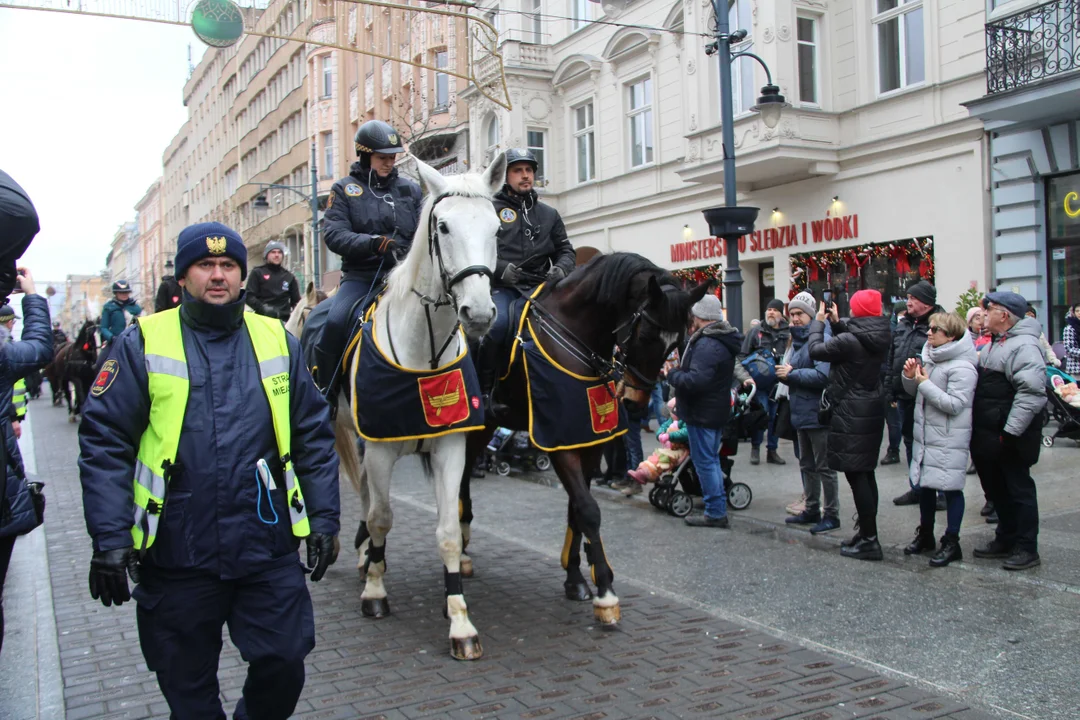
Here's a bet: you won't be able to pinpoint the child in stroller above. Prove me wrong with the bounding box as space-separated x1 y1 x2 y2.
1043 366 1080 447
485 427 553 475
648 385 765 517
620 399 690 496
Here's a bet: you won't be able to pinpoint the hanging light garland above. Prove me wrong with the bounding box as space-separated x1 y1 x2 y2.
788 237 934 294
672 264 723 285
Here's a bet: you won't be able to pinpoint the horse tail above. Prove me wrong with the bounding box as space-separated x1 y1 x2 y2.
334 392 365 497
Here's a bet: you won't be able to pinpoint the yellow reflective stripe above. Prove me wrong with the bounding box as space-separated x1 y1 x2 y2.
145 354 189 379
259 355 289 379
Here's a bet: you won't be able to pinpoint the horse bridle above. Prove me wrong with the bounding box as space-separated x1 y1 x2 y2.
389 191 495 369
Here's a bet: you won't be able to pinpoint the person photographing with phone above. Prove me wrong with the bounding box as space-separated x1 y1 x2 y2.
808 289 891 560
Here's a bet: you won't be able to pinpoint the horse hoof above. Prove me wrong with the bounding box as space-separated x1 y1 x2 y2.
564 582 593 602
450 635 483 661
361 597 391 618
460 558 474 578
593 604 621 625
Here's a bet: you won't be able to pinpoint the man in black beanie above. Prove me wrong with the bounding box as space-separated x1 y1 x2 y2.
887 280 944 504
741 298 790 465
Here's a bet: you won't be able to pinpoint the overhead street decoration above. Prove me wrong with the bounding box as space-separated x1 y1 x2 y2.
0 0 511 110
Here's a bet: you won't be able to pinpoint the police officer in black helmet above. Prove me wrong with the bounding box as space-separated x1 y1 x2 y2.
475 148 576 413
316 120 423 397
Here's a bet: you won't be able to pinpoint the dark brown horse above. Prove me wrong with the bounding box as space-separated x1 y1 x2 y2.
457 253 707 625
44 319 98 421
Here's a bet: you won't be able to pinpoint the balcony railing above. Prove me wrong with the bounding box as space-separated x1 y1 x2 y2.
987 0 1080 94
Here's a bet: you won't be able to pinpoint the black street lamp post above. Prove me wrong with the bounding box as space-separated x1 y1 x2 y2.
250 143 322 288
703 0 789 329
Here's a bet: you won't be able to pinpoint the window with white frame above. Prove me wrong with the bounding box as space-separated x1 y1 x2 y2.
573 101 595 183
485 115 500 161
527 129 546 182
797 16 819 104
322 132 334 176
627 78 653 168
529 0 543 43
873 0 924 94
434 51 449 109
484 6 501 37
321 54 333 97
572 0 595 31
728 0 754 114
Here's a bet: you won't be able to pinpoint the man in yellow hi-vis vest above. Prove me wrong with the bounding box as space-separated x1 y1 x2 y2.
77 222 340 720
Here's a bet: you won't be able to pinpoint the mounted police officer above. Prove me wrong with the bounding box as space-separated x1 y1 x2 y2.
246 240 300 321
476 148 576 411
77 222 341 720
100 280 142 346
316 119 423 398
52 321 67 346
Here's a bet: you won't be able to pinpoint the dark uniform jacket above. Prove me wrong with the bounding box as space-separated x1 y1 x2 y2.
885 305 943 402
493 187 576 287
77 293 340 580
809 316 892 472
667 321 745 429
100 298 143 343
1 295 52 539
245 263 300 321
741 320 790 358
322 163 423 277
154 276 183 313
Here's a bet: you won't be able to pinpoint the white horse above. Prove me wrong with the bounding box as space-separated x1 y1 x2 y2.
340 153 506 661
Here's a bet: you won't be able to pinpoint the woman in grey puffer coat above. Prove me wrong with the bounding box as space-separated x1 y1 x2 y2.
901 312 977 567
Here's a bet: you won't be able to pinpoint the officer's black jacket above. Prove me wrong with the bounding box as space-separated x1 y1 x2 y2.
245 263 301 321
492 187 576 287
321 162 423 277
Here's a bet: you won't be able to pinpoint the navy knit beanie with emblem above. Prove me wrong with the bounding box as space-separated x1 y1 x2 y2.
174 222 248 280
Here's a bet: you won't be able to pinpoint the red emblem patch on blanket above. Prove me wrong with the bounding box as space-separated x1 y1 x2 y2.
418 369 470 427
586 382 619 434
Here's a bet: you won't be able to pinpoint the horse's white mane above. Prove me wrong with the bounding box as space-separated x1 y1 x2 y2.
383 171 496 307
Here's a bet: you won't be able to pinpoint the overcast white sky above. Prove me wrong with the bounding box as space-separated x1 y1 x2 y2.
0 10 205 284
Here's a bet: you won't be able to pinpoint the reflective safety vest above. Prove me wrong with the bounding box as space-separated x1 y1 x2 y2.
132 308 310 550
12 378 26 421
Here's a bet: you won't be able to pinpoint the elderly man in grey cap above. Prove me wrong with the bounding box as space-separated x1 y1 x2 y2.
666 294 750 528
970 291 1046 570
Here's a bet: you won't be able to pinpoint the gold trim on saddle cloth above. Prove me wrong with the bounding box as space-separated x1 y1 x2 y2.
500 283 546 381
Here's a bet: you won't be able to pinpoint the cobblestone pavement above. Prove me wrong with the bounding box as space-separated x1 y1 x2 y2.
12 399 997 720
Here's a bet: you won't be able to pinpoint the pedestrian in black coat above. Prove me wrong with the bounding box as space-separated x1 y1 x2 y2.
808 289 891 561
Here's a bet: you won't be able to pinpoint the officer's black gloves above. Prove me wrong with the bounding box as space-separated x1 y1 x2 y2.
546 266 566 284
89 547 141 607
306 533 339 582
501 263 523 285
374 236 397 256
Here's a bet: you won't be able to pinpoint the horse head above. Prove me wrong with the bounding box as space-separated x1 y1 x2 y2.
75 319 100 364
405 153 506 340
286 281 330 338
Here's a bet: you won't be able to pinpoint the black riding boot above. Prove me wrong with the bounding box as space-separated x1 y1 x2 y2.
314 347 341 412
477 339 508 419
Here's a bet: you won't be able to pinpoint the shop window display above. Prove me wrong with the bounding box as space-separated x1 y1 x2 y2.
788 237 934 316
1047 175 1080 341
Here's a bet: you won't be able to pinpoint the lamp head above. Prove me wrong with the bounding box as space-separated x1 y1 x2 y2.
751 84 789 129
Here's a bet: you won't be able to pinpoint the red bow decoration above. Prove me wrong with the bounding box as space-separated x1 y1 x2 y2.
845 251 867 278
892 246 911 275
807 257 820 282
919 259 932 278
788 287 798 300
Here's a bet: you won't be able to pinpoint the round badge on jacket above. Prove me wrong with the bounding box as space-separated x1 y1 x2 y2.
345 183 364 197
499 208 517 223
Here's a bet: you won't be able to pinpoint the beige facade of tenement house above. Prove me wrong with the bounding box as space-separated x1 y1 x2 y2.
134 179 166 310
60 274 108 332
467 0 993 329
106 222 139 299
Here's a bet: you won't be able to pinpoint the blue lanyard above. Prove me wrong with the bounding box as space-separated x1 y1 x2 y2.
255 459 279 525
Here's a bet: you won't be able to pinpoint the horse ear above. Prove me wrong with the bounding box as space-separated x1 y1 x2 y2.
483 152 507 196
647 275 666 308
413 155 448 198
305 281 316 303
689 282 711 305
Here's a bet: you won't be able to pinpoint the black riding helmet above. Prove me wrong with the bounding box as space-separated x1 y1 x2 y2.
504 148 538 172
111 280 131 294
354 120 405 158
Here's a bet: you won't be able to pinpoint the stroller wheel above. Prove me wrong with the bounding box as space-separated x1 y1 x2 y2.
496 460 512 476
534 454 552 471
668 491 694 518
653 487 672 511
1042 435 1055 448
648 486 662 508
728 482 752 510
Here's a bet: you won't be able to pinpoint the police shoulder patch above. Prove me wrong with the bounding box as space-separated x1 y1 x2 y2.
91 359 119 397
499 208 517 223
345 183 364 197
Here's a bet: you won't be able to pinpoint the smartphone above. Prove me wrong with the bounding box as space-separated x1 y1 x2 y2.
822 290 832 305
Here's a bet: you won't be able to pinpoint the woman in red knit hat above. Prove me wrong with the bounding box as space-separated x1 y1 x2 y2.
807 289 892 560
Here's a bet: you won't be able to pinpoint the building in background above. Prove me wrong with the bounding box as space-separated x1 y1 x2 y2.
965 0 1080 341
105 222 140 297
310 0 473 287
134 178 169 308
466 0 991 328
60 274 108 331
162 0 311 287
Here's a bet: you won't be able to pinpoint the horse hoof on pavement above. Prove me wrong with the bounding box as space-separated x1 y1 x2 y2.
450 635 483 661
593 603 621 625
460 557 474 578
361 597 391 618
564 582 593 602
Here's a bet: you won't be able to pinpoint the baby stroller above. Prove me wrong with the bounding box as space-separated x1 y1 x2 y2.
485 427 553 475
648 385 764 517
1043 367 1080 447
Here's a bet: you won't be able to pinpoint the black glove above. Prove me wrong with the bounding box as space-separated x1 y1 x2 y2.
306 533 339 582
545 266 567 283
88 547 141 607
374 236 397 256
501 263 523 285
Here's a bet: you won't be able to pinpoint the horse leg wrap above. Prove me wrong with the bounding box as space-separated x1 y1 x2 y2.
355 521 370 550
444 569 463 597
363 541 386 576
